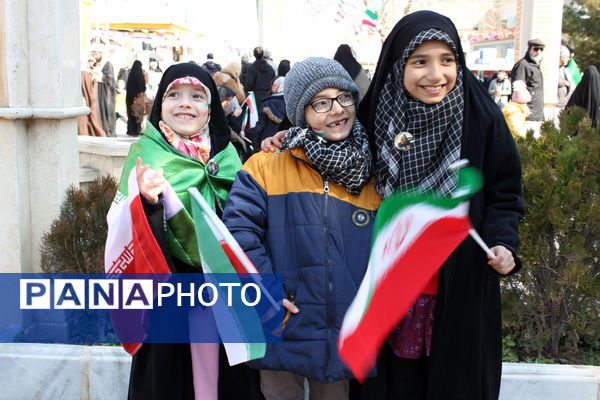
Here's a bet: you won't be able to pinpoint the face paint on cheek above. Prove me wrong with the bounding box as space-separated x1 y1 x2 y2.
312 129 325 137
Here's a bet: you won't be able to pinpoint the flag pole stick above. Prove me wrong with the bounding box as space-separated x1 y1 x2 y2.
447 160 495 259
468 228 496 259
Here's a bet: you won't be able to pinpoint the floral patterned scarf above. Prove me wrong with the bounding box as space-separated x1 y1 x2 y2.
159 120 211 163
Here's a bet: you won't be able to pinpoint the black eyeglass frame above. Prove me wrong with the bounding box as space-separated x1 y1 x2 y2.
306 92 356 114
531 46 545 52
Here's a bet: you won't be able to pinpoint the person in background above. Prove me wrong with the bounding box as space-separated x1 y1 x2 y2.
334 44 371 102
488 70 511 109
247 76 286 148
482 72 496 91
116 66 130 125
557 45 576 112
511 38 545 137
245 47 276 110
277 59 290 77
78 55 107 137
146 60 162 101
263 49 278 75
502 80 532 139
217 84 243 130
218 85 250 161
565 65 600 128
95 49 117 136
218 85 242 121
125 60 146 136
115 78 128 128
201 52 222 77
213 61 246 105
240 54 249 92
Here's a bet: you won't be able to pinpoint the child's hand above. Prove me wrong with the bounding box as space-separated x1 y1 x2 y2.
261 130 286 152
135 157 167 204
487 245 515 275
283 298 299 314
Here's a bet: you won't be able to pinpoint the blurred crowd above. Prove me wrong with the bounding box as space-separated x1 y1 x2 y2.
78 36 598 156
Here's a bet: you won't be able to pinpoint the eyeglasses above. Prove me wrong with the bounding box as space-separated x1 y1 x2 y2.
532 46 544 52
307 92 356 113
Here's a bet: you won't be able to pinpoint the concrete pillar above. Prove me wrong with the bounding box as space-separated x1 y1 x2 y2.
0 0 88 272
517 0 564 117
257 0 264 47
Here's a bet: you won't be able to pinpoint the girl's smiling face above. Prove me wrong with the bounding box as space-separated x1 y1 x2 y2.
403 40 457 104
161 84 210 136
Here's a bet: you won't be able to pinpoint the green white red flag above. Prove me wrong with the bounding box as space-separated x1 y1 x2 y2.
188 187 280 365
361 18 376 28
338 167 483 381
104 170 268 365
241 92 259 135
104 167 172 355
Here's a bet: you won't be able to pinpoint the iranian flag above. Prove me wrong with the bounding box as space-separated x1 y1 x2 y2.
104 168 171 355
104 168 267 365
105 168 171 277
361 18 377 29
338 167 483 381
189 187 277 365
241 92 259 134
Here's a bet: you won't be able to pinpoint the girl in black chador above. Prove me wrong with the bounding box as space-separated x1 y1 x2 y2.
356 10 524 400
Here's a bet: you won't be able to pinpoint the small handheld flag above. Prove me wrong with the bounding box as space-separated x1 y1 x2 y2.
241 92 259 136
338 167 484 381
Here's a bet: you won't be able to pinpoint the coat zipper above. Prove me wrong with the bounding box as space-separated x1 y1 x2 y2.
323 179 334 381
288 151 336 381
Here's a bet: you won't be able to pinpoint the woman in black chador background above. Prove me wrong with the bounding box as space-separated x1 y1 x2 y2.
125 60 147 136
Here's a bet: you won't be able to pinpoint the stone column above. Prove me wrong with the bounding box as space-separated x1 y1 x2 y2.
0 0 88 272
517 0 564 118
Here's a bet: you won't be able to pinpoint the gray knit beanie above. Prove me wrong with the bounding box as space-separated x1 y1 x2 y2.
284 57 360 128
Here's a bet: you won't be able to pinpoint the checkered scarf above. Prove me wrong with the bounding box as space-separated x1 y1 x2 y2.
279 120 372 195
374 29 464 197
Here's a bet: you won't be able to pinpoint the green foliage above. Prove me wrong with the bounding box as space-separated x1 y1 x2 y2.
502 108 600 364
502 335 519 362
563 0 600 70
40 176 118 274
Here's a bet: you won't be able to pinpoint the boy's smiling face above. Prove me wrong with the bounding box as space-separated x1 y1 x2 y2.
161 84 210 136
403 40 457 104
304 88 356 142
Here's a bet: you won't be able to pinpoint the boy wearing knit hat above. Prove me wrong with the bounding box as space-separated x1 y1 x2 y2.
222 57 380 399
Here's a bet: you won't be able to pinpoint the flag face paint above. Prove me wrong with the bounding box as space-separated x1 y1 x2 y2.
338 168 483 380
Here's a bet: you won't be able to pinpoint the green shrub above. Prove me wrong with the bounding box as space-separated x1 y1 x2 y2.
502 108 600 364
40 176 118 274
